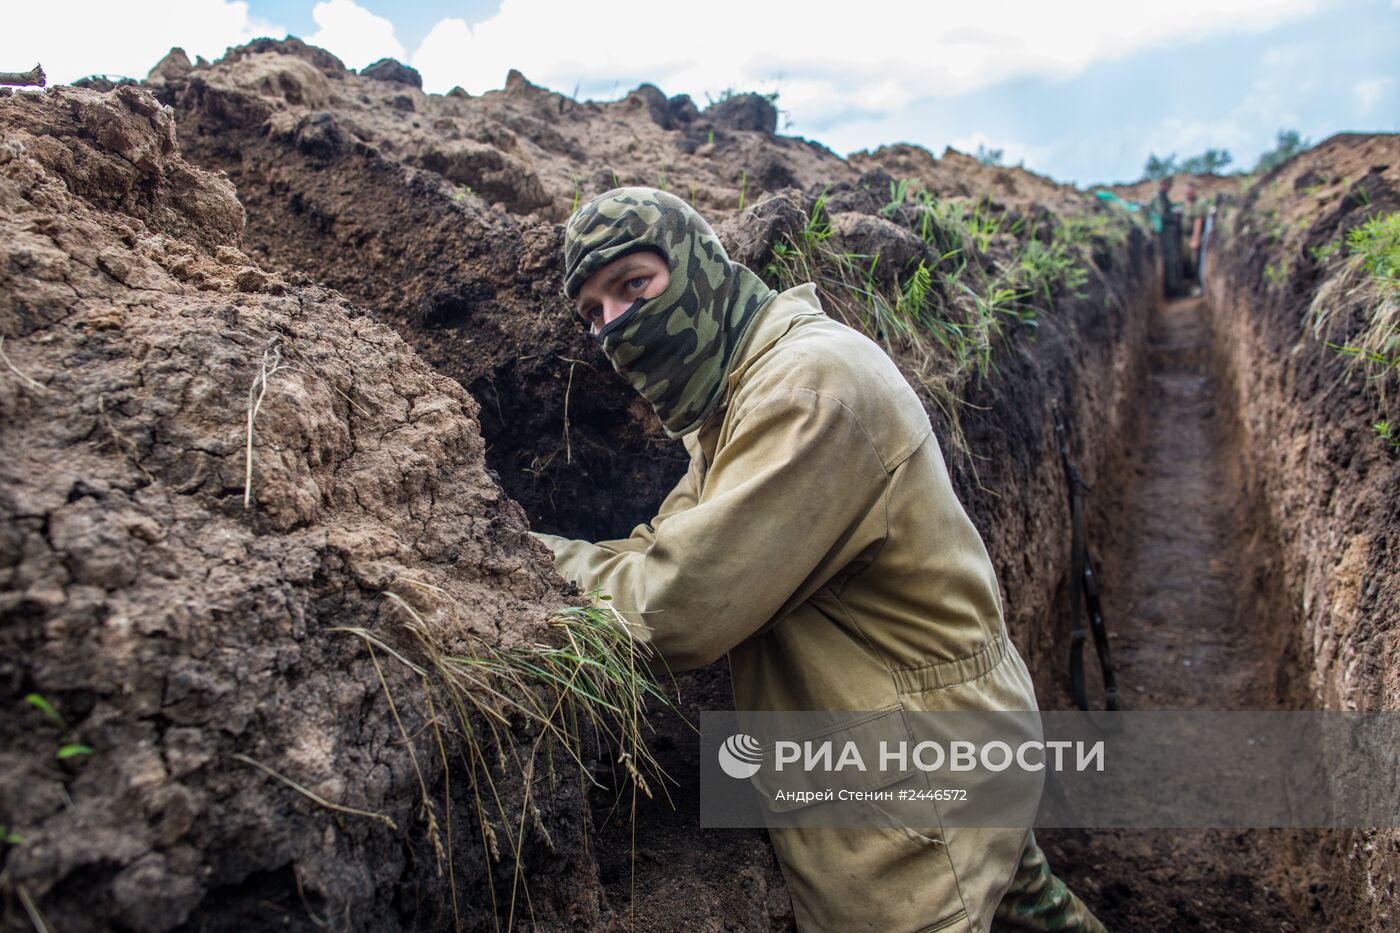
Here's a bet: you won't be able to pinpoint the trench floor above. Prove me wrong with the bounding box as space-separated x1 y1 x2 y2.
1038 296 1316 931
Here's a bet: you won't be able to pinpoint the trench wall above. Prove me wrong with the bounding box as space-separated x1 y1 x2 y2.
945 233 1154 702
1204 134 1400 929
146 39 1166 921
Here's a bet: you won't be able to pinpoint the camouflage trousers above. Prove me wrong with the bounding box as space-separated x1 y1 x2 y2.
992 833 1107 932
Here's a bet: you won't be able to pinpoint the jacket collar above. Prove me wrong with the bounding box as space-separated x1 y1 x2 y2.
724 283 825 399
684 283 826 462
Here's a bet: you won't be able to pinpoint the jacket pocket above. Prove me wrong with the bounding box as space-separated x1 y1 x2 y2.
746 706 919 813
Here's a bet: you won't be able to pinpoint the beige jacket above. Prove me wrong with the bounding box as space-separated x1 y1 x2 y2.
536 284 1038 932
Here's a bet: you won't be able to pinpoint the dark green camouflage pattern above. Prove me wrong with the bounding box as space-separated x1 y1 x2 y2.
993 834 1108 931
563 187 776 438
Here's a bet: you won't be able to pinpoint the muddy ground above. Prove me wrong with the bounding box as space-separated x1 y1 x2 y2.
2 39 1397 932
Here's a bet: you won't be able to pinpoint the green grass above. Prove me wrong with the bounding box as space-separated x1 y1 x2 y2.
333 583 684 930
1309 239 1342 263
1348 212 1400 288
1014 238 1089 304
762 180 1104 466
1306 211 1400 448
1374 420 1400 452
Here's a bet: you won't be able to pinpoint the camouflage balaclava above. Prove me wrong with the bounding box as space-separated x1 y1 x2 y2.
563 187 777 438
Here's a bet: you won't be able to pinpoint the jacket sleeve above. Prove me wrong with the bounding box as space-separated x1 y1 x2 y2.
535 386 889 672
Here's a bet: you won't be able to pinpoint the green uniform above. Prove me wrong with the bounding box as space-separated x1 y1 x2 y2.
538 188 1106 932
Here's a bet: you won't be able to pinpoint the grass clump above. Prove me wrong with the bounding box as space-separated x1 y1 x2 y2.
1307 212 1400 407
1305 211 1400 451
763 181 1111 465
332 583 682 930
1374 420 1400 451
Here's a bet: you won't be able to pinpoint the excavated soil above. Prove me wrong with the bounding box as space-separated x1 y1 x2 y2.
0 85 600 932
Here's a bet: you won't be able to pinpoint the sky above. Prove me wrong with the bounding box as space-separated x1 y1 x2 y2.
6 0 1397 184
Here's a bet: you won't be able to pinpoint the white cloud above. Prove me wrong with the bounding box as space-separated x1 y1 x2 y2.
1 1 280 85
949 131 1043 168
409 0 1323 131
308 0 406 71
1353 76 1394 114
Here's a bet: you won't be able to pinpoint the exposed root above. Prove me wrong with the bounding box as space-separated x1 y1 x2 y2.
0 336 47 393
231 753 398 830
244 342 288 510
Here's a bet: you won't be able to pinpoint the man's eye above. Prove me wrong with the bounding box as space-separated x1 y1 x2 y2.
625 276 648 291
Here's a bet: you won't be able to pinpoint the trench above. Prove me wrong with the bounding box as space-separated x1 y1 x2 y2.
1038 295 1316 931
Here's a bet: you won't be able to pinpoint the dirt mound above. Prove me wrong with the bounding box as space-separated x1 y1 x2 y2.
851 143 1089 215
1206 131 1400 929
0 85 602 931
159 40 851 222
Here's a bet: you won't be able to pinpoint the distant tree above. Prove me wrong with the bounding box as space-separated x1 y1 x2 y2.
974 143 1005 166
1255 129 1310 173
1179 148 1233 175
1143 152 1178 180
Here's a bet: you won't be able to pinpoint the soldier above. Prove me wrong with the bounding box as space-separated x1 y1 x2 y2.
533 188 1106 932
1153 177 1183 298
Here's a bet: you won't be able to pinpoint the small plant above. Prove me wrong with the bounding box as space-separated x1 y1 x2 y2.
898 260 933 321
738 169 747 211
882 178 912 218
2 826 21 845
1309 239 1342 263
25 693 92 760
707 128 714 147
570 175 581 215
974 143 1004 167
1063 212 1130 250
657 163 668 192
450 183 473 203
1375 420 1400 451
1014 237 1088 304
